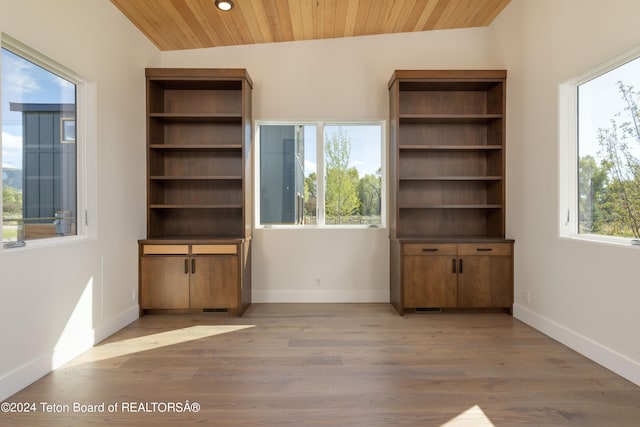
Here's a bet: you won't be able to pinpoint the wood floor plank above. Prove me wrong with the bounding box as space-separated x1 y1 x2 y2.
2 303 639 426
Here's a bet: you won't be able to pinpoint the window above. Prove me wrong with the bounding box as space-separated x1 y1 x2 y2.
1 36 85 248
560 50 640 245
257 122 384 227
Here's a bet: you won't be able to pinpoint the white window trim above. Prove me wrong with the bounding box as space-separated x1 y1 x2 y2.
559 45 640 249
255 120 387 229
0 33 95 251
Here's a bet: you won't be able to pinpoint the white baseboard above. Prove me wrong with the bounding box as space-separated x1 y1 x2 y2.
252 290 390 303
93 305 139 345
0 305 139 401
513 303 640 386
0 352 53 403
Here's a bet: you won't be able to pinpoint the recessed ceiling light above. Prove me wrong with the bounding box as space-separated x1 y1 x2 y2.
215 0 233 11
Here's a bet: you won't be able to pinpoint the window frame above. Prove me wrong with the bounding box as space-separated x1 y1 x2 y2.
255 120 386 229
1 33 90 251
559 46 640 248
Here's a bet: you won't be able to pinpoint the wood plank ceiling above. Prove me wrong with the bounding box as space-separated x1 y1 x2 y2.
111 0 512 51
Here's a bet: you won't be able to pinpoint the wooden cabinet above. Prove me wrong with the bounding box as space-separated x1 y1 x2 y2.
140 254 190 309
402 244 458 308
389 70 514 314
140 242 246 314
401 242 513 310
456 243 513 308
189 252 238 309
140 68 252 316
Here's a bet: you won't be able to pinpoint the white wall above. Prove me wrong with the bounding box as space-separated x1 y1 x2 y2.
0 0 158 400
490 0 640 385
160 29 493 303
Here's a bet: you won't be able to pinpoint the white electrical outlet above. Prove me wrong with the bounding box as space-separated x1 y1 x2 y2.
132 288 136 301
315 277 322 287
525 290 531 304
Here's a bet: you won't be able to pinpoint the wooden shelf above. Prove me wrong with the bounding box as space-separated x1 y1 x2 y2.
399 114 502 123
399 145 502 151
149 175 242 180
150 204 243 209
145 68 252 240
398 236 514 243
150 144 242 150
399 176 503 181
141 68 253 317
389 69 511 315
399 204 503 209
148 113 242 122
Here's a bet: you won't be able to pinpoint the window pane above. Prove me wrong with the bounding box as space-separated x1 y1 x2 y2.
578 57 640 239
324 125 381 225
260 125 316 225
2 47 77 244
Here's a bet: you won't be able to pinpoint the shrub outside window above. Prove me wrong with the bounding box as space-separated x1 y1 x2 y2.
576 56 640 242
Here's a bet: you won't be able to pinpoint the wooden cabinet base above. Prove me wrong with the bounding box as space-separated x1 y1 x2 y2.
138 239 251 316
391 239 514 315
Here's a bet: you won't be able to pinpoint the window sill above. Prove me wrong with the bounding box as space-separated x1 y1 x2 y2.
560 233 640 249
1 234 90 253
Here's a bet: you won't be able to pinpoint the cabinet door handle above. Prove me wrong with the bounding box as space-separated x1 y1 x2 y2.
423 248 438 252
452 258 457 273
191 258 196 274
477 248 493 252
459 259 463 273
184 259 188 274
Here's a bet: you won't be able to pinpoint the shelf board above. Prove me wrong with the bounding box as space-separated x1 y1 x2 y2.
150 144 242 150
399 204 502 209
140 236 247 244
150 204 243 209
396 236 512 243
399 176 503 181
399 114 502 123
149 176 242 181
148 113 242 122
399 145 502 151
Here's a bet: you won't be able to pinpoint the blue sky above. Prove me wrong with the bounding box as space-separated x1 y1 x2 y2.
578 55 640 160
303 124 382 179
1 48 76 169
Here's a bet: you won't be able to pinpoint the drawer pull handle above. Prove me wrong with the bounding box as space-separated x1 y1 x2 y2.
459 259 463 273
191 259 196 274
422 248 438 252
184 259 188 274
452 258 456 273
477 248 493 252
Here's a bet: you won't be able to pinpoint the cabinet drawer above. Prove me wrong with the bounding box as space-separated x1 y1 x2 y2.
458 243 512 256
403 243 457 256
142 244 189 255
192 244 237 255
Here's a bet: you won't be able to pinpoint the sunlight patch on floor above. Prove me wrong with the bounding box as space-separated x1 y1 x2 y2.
441 405 496 427
63 324 255 367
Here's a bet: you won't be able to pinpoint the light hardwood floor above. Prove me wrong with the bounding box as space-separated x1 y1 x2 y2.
3 304 639 426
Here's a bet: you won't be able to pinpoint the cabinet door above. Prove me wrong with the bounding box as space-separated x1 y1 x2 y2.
140 256 190 309
402 244 457 308
457 244 513 308
190 255 239 309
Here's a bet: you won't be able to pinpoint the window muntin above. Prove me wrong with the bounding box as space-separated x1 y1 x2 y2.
577 56 640 241
1 43 81 247
257 122 383 227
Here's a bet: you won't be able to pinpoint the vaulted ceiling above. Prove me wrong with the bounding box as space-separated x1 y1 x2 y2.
111 0 512 51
